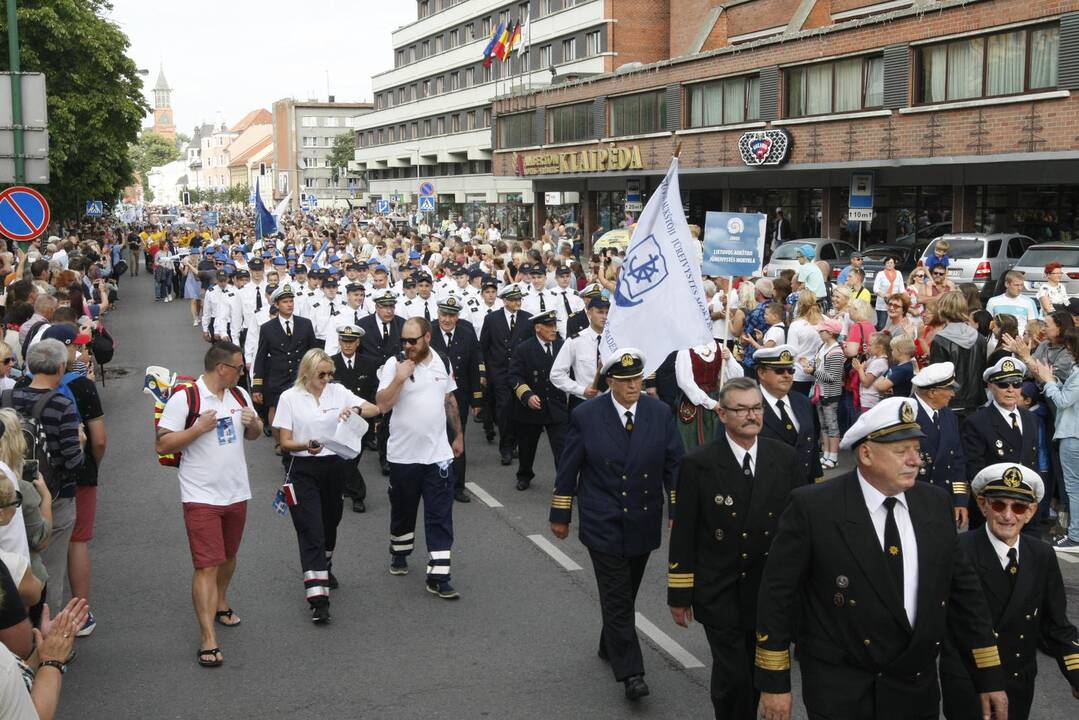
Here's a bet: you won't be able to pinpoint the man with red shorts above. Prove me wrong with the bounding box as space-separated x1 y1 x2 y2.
155 341 262 668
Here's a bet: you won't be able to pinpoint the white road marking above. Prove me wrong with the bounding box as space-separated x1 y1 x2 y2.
634 612 706 669
464 482 503 508
528 534 583 571
1056 552 1079 564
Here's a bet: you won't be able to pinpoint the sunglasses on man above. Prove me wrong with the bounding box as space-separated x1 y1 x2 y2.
993 381 1022 389
988 499 1030 515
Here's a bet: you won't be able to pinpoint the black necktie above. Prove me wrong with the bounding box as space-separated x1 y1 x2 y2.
285 320 292 337
382 322 390 341
346 358 353 370
932 410 939 427
882 497 904 608
562 291 571 317
539 293 546 312
330 304 338 316
624 410 634 433
1006 548 1018 588
544 342 552 358
1010 412 1019 432
446 332 453 347
354 311 360 325
595 335 602 369
424 303 430 321
742 452 753 478
776 399 794 432
255 290 263 312
510 313 516 332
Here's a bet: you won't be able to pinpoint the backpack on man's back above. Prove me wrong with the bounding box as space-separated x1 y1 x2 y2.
0 388 64 498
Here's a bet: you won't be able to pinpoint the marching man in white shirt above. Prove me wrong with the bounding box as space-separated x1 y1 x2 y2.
550 295 609 411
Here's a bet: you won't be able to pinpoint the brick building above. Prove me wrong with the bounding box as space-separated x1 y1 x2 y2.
491 0 1079 251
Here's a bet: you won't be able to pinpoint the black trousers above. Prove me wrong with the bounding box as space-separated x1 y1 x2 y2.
515 421 567 482
448 400 469 490
340 454 367 501
377 412 392 463
388 462 454 580
703 626 758 720
588 548 649 681
490 375 516 454
482 384 497 437
287 456 344 606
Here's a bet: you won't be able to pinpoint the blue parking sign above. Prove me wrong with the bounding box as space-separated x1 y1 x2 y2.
377 199 391 214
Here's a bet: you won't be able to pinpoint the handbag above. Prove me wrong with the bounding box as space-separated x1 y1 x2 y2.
677 397 699 424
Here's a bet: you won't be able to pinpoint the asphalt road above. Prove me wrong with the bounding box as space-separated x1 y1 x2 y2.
60 272 1079 719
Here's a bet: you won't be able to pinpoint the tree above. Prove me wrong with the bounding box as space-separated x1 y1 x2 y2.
129 130 180 198
0 0 150 222
327 131 356 185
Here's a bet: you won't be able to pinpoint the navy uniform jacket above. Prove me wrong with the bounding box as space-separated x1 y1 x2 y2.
668 437 797 630
508 336 567 425
429 319 485 413
566 309 589 338
960 405 1037 482
252 314 315 397
755 473 1005 719
550 393 683 557
941 529 1079 718
915 402 968 507
479 308 533 381
760 389 823 484
357 314 405 365
331 352 379 402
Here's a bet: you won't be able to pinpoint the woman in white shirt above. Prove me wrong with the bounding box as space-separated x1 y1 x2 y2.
675 340 743 449
788 291 824 397
872 256 904 329
273 349 380 624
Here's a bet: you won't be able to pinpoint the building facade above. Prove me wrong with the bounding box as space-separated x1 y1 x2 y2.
272 98 373 210
152 66 176 140
491 0 1079 250
351 0 671 237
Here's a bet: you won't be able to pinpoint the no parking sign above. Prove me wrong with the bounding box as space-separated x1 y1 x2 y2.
0 186 50 241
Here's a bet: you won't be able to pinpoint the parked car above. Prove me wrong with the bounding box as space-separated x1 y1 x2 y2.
1011 241 1079 302
894 222 952 250
917 233 1035 298
764 239 857 279
859 244 922 282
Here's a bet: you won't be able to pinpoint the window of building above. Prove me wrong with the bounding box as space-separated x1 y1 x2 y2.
409 46 417 63
302 136 316 147
541 0 553 16
562 38 576 62
499 9 510 26
421 40 430 58
449 29 459 48
918 25 1059 103
465 23 475 42
436 76 444 94
423 119 432 136
467 110 476 129
610 90 667 136
548 102 591 143
482 17 492 36
419 0 430 18
304 178 315 188
586 31 601 57
302 116 317 127
450 72 460 90
411 83 418 100
687 75 761 127
437 117 445 134
324 136 331 147
786 55 883 118
388 127 396 142
452 114 461 132
482 64 493 83
465 67 474 87
539 44 552 69
324 116 339 127
483 108 492 127
411 122 419 138
396 49 405 67
435 35 443 53
377 129 384 144
498 112 534 148
422 79 431 97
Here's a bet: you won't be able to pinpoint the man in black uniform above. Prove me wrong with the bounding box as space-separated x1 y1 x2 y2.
961 357 1037 531
566 281 603 338
480 284 532 466
252 284 316 450
940 463 1079 720
358 289 406 476
430 296 484 504
755 397 1008 720
754 345 823 485
911 362 969 528
668 377 797 720
508 310 567 491
331 324 380 513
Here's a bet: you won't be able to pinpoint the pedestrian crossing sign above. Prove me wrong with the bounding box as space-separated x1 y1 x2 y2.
419 196 435 213
85 200 104 217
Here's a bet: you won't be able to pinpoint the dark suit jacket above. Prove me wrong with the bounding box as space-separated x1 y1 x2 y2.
508 336 567 425
429 319 484 414
941 529 1079 716
479 308 532 380
566 309 589 338
667 437 797 629
760 389 823 484
331 352 379 402
960 405 1038 482
550 393 683 557
755 472 1004 719
357 313 405 365
916 402 968 507
252 314 315 396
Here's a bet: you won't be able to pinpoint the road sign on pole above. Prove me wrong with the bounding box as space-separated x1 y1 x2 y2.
0 185 49 240
419 181 434 197
85 200 104 217
418 196 435 213
849 172 875 250
376 199 391 214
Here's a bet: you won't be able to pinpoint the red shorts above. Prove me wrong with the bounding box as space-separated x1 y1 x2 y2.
71 486 97 542
182 501 247 569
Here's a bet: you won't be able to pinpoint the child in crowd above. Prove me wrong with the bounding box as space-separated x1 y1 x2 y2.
925 238 951 273
1024 318 1047 348
852 332 892 414
801 317 846 469
873 334 917 399
745 303 788 350
845 267 872 304
1021 380 1051 479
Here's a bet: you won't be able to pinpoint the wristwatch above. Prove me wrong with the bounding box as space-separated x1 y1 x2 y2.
40 660 66 674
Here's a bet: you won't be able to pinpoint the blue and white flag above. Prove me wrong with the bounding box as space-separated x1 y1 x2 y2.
254 177 277 240
601 156 713 375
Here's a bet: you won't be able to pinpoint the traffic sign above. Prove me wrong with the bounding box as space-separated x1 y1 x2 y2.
418 196 436 213
376 199 391 214
0 186 50 241
848 208 874 222
85 200 104 217
419 182 434 197
849 172 874 210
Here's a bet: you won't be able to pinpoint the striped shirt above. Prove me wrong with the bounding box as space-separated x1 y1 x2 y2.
812 343 847 400
9 387 84 496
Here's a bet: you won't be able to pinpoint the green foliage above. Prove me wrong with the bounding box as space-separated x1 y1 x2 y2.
187 184 249 206
0 0 149 221
327 131 355 184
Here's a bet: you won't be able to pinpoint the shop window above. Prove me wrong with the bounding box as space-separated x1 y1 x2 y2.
497 111 535 148
548 102 591 143
687 75 760 128
785 55 883 118
918 25 1059 104
610 90 666 137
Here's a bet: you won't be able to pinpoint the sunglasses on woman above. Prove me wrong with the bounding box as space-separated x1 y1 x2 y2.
0 357 13 366
0 491 22 509
989 499 1030 515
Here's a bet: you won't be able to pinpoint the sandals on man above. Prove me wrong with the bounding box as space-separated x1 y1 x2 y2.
197 647 223 667
215 609 241 627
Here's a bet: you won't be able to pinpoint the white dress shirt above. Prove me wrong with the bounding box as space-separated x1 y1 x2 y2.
550 326 603 399
725 435 758 475
611 395 638 428
761 386 799 432
674 342 744 411
985 523 1019 569
858 471 919 626
993 400 1023 434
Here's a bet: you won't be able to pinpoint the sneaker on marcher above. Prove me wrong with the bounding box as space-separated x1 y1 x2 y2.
425 579 460 600
1053 536 1079 553
75 611 96 638
389 554 408 575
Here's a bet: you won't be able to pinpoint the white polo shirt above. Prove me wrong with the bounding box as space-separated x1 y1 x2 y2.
273 382 366 458
379 353 456 465
159 377 253 506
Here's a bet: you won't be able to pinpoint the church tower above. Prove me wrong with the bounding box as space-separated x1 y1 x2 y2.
152 65 176 140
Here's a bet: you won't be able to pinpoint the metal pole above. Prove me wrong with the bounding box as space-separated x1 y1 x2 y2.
7 0 24 184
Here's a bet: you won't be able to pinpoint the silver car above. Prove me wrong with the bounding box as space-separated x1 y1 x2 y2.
764 239 857 280
1011 241 1079 302
918 233 1035 298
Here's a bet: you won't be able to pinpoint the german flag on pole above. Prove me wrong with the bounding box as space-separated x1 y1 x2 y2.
482 22 504 68
504 20 522 59
493 21 512 61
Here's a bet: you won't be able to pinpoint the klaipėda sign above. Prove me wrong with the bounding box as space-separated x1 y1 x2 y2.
516 143 644 176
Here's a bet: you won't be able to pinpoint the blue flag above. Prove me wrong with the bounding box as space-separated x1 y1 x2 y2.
254 177 277 240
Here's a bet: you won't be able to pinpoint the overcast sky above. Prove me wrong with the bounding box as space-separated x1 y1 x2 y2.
106 0 418 133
